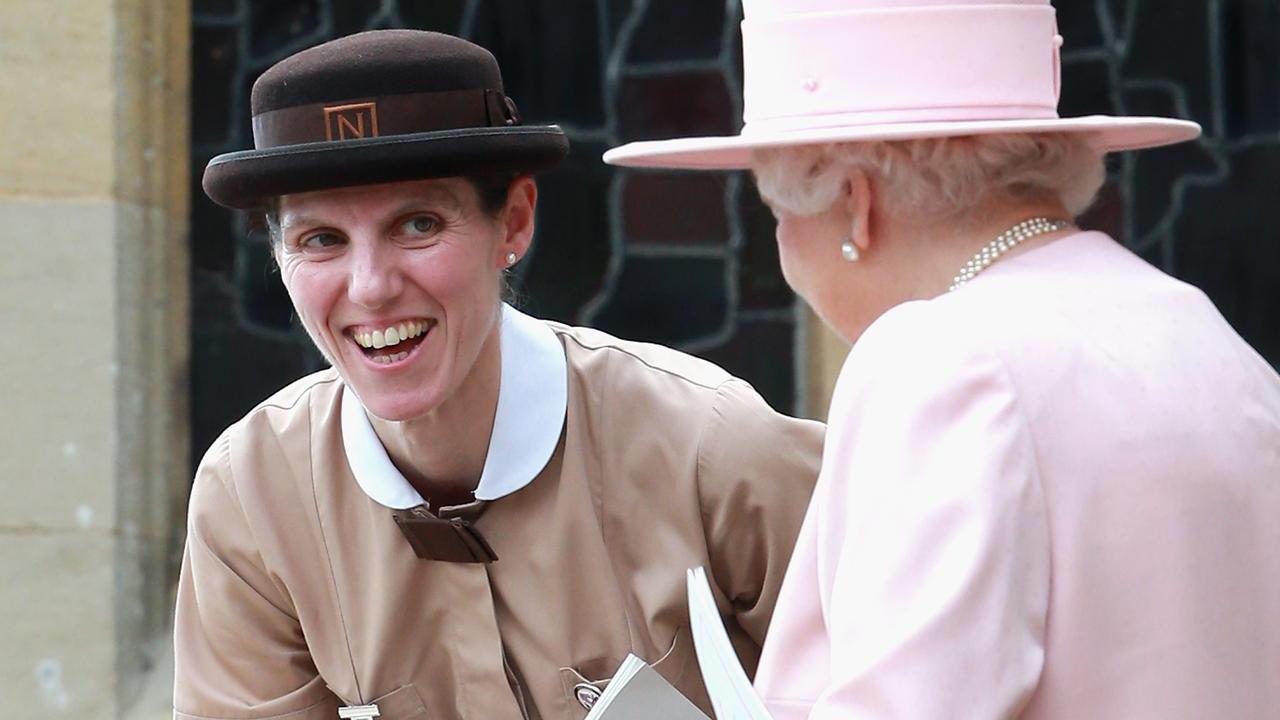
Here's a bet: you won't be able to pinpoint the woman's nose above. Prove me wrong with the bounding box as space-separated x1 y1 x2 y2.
347 243 403 309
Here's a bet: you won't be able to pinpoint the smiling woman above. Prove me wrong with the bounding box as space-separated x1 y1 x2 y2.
271 177 527 435
176 29 823 720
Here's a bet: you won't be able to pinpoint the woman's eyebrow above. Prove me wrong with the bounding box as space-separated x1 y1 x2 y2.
398 185 463 213
380 192 464 226
278 213 331 233
280 186 464 232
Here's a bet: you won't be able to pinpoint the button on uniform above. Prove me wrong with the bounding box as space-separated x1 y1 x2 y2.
573 682 602 711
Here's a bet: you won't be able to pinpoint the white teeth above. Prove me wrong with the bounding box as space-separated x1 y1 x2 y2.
370 350 410 365
354 320 431 350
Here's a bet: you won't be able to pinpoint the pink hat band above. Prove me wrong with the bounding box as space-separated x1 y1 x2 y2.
742 3 1062 134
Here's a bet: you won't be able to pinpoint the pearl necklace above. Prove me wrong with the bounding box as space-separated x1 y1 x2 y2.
948 217 1072 292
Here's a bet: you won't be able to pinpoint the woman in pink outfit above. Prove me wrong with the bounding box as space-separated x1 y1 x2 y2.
606 0 1280 716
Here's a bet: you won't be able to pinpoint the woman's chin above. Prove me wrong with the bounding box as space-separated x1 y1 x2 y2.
345 380 443 422
334 339 448 421
362 394 438 422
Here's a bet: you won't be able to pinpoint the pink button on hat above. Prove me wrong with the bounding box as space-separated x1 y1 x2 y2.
603 0 1201 169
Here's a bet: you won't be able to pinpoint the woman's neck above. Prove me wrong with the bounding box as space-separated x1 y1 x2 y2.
893 199 1077 299
824 199 1076 344
368 324 503 508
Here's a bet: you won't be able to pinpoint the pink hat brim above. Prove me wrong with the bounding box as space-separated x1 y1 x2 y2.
602 116 1201 170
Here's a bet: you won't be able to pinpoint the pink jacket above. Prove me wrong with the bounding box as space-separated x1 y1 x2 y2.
755 232 1280 718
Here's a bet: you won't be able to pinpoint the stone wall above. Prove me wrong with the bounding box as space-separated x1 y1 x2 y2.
0 1 190 717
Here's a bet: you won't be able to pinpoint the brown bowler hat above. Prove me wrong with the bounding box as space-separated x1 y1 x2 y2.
202 30 569 209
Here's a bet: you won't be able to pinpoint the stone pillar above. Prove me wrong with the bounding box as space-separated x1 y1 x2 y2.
0 1 190 718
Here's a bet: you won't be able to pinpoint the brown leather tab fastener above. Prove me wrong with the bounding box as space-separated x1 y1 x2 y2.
251 89 522 149
392 505 498 563
484 88 521 127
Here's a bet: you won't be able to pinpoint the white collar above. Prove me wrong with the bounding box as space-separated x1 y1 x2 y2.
341 304 569 509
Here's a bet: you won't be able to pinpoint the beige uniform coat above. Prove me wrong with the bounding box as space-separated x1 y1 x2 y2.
174 309 823 720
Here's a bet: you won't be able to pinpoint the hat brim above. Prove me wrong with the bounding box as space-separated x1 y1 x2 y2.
602 116 1201 170
204 126 570 209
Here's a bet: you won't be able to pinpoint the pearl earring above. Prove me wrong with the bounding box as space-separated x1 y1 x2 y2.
506 252 518 266
840 240 860 262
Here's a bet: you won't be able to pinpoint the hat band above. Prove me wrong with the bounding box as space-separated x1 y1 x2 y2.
740 104 1059 136
741 4 1062 130
251 88 520 149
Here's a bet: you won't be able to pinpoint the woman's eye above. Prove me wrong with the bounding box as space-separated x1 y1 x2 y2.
401 216 438 236
300 232 342 249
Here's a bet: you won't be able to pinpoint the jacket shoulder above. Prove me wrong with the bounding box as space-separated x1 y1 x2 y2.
549 322 735 392
193 368 341 496
229 367 340 434
245 367 343 417
548 321 822 473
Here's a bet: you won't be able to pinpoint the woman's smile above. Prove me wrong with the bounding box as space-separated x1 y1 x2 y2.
347 318 438 367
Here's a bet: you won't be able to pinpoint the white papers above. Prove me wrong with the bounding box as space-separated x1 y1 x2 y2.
584 653 710 720
577 567 777 720
686 567 774 720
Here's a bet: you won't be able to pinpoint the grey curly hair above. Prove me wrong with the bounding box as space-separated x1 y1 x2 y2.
751 132 1106 221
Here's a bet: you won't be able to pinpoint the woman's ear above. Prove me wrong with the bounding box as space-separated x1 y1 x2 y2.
498 176 537 267
843 169 873 255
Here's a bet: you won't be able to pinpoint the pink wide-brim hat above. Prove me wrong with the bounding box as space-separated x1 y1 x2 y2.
603 0 1201 170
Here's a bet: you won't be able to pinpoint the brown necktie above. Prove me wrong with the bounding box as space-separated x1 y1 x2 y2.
391 501 498 563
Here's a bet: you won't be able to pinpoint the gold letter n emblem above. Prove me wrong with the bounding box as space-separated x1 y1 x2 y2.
324 102 380 141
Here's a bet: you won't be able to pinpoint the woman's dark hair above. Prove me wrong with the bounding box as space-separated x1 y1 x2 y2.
469 171 521 217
